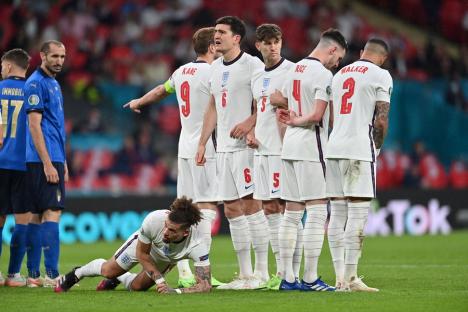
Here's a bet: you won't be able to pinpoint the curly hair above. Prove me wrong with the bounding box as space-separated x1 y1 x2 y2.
168 196 202 229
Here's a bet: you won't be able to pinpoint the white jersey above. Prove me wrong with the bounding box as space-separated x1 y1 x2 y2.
210 52 264 152
137 210 208 266
326 60 393 162
251 58 293 155
281 57 332 161
165 61 216 158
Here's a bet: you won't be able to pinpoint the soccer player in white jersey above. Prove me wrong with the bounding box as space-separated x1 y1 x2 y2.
123 27 222 288
55 197 212 294
325 39 392 292
197 16 269 290
273 29 347 291
247 24 294 290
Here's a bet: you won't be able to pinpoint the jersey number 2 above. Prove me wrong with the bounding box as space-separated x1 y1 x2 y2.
340 78 355 114
180 81 190 117
1 99 24 138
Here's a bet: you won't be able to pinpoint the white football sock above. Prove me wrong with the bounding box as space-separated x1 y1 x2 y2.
327 200 347 283
266 213 282 276
279 210 303 283
177 260 193 279
293 219 304 279
117 272 137 290
228 215 253 279
303 204 328 283
200 209 217 251
75 258 106 279
246 210 270 281
344 201 370 282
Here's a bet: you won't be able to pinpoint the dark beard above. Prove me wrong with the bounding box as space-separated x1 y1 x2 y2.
46 64 61 75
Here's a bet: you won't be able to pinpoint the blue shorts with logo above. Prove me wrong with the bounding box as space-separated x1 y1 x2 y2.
26 162 65 213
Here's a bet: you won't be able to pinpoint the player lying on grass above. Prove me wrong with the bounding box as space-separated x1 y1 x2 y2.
55 197 211 294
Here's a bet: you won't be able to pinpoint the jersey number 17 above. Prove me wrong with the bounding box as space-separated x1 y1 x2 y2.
1 99 23 138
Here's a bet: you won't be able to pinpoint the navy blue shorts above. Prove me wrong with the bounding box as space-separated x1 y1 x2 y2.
26 162 66 214
0 169 28 215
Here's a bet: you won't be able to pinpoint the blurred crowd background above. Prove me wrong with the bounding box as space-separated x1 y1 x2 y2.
1 0 467 196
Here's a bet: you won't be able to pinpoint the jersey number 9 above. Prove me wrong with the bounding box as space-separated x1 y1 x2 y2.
180 81 191 117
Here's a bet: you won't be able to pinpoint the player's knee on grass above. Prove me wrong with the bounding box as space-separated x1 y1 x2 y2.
100 260 125 279
129 272 154 291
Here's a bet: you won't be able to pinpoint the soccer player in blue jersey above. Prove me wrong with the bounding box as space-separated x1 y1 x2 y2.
0 49 31 287
24 40 68 287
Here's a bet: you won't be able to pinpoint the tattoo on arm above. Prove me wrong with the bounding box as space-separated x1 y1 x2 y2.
180 266 211 294
373 101 390 149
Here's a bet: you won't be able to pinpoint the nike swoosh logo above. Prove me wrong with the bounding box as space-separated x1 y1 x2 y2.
245 185 253 190
271 189 280 193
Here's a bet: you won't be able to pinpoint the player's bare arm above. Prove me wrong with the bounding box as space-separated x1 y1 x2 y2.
196 95 217 165
230 101 257 139
269 89 288 110
156 265 211 294
135 240 164 285
328 100 334 129
285 99 328 127
123 84 169 113
28 111 59 183
181 265 212 293
372 100 390 149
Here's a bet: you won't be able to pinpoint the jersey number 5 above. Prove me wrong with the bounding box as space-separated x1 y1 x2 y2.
1 99 24 138
180 81 190 117
340 78 355 114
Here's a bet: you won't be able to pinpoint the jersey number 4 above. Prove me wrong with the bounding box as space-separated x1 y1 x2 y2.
1 99 24 138
340 78 355 114
180 81 190 117
292 80 302 116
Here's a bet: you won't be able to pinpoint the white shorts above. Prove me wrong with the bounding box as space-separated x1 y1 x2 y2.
217 149 254 201
114 234 175 275
253 155 281 200
281 159 326 202
325 159 376 198
177 157 218 203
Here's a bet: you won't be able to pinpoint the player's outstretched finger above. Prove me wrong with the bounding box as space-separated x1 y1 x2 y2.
123 103 129 108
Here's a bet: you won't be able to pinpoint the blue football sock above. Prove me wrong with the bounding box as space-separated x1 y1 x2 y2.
42 221 60 279
8 224 28 275
26 223 42 278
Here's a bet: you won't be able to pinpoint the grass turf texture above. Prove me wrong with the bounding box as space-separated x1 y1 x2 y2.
1 232 468 312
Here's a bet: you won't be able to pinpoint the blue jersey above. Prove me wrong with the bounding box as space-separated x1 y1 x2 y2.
0 76 27 171
25 68 66 163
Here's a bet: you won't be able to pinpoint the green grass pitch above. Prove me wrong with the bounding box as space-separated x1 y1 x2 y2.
1 232 468 312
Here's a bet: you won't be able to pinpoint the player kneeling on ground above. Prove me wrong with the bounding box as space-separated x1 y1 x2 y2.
55 197 211 294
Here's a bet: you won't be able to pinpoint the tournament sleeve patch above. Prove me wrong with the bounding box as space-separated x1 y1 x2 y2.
164 80 175 94
199 254 209 261
28 94 40 105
